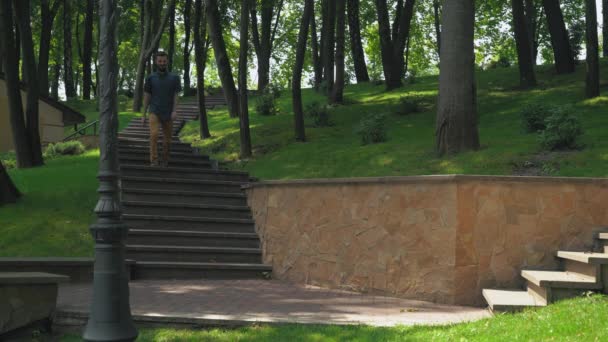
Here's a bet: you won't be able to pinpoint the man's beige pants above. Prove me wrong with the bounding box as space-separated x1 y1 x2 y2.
149 113 173 165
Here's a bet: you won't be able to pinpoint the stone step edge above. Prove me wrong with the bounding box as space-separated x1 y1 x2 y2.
118 157 213 166
121 176 244 186
482 289 544 312
122 214 254 224
126 245 262 254
129 229 259 239
119 164 245 176
557 251 608 265
521 270 601 289
121 188 246 198
134 261 271 270
122 200 250 211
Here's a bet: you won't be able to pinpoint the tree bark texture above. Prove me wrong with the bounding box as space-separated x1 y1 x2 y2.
168 0 176 70
0 0 34 168
251 0 283 92
194 0 211 139
132 0 175 111
39 0 61 97
183 0 193 95
347 0 369 83
293 0 314 142
374 0 416 90
585 0 599 98
310 10 322 90
205 0 239 118
63 0 76 98
433 0 441 56
511 0 537 88
524 0 537 63
603 0 608 57
0 161 20 205
322 0 336 94
238 0 252 158
436 0 480 155
331 0 346 103
82 0 94 100
542 0 575 74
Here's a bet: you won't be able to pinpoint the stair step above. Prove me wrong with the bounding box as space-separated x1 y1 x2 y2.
557 251 608 264
521 270 601 289
122 214 255 232
126 245 262 263
121 176 244 192
121 188 248 206
118 137 191 148
118 156 213 168
600 233 608 240
131 261 271 280
122 201 252 219
128 229 260 248
118 144 194 153
119 149 210 162
482 289 544 312
120 164 248 182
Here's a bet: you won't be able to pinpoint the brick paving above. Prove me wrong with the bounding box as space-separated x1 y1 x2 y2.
57 279 491 327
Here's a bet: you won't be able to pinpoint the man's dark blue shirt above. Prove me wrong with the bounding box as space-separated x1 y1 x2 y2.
144 71 182 121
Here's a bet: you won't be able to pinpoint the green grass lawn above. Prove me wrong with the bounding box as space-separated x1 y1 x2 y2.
55 294 608 341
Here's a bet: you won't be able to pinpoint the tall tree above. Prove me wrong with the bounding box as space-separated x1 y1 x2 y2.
374 0 416 90
433 0 441 56
436 0 479 155
321 0 336 94
194 0 211 139
347 0 370 83
511 0 537 88
331 0 346 103
39 0 62 97
205 0 239 118
585 0 599 98
183 0 193 95
168 0 176 70
0 161 20 205
542 0 575 74
82 0 94 100
603 0 608 57
310 9 322 90
238 0 252 158
524 0 538 63
63 0 76 98
293 0 314 142
250 0 284 92
132 0 175 112
0 0 34 168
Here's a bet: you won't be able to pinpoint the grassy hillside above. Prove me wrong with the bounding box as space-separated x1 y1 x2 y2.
180 62 608 179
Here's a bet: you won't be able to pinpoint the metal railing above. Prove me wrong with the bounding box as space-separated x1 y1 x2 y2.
63 119 99 142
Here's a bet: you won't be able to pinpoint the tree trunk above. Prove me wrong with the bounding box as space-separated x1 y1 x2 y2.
194 0 211 139
132 0 175 112
347 0 369 83
542 0 575 74
331 0 346 103
82 0 94 100
0 0 34 168
251 0 283 92
436 0 479 155
512 0 537 88
293 0 313 142
168 0 176 70
433 0 441 56
524 0 537 63
310 10 322 90
0 161 20 205
52 61 61 99
63 0 76 98
374 0 416 90
183 0 192 95
205 0 239 118
322 0 336 95
603 0 608 57
238 0 252 158
39 0 61 97
585 0 599 98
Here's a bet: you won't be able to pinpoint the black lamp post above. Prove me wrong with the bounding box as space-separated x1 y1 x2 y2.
83 1 138 341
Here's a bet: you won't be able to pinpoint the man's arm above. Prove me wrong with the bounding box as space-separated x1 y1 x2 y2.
171 93 179 120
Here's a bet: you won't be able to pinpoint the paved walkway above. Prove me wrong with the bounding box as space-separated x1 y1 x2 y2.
57 279 491 327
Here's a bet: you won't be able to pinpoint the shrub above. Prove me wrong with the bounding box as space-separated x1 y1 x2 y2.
44 141 86 159
355 113 388 145
255 92 278 116
520 103 555 133
395 96 420 116
539 109 583 151
263 83 282 99
306 102 333 127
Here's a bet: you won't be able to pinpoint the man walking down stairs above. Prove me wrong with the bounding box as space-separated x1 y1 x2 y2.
117 97 272 279
483 231 608 312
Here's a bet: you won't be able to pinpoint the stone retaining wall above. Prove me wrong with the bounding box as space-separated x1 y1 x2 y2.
244 175 608 306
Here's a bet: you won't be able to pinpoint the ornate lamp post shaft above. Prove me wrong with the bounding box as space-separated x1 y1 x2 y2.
83 1 138 341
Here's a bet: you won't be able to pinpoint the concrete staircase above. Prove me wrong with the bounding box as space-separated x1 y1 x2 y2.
483 231 608 312
118 97 272 280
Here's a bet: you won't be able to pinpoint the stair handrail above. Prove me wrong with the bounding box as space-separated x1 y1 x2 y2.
63 119 99 141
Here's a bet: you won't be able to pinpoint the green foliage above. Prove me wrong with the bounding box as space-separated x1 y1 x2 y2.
306 102 333 127
355 113 388 145
255 92 279 116
520 103 555 133
539 108 584 151
263 83 283 99
43 141 86 159
395 96 421 116
0 152 17 170
569 20 585 62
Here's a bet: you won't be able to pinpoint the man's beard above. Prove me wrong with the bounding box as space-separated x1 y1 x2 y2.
157 65 167 73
